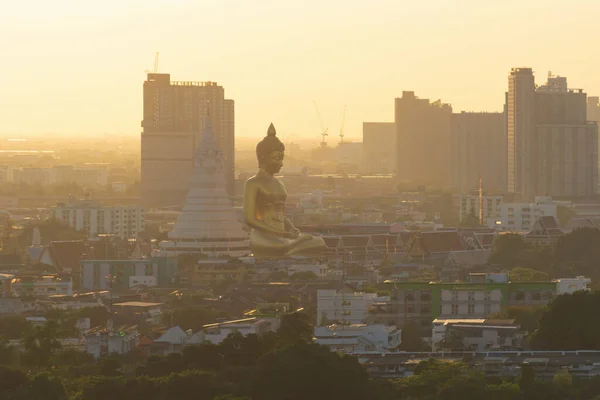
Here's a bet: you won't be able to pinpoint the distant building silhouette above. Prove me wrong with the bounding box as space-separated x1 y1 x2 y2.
141 73 235 208
395 91 452 186
506 68 598 199
362 122 395 174
451 112 506 193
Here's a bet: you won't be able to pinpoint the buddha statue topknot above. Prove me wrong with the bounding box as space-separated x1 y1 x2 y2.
243 123 325 257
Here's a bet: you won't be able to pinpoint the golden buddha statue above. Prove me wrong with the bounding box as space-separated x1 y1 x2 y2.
244 124 325 257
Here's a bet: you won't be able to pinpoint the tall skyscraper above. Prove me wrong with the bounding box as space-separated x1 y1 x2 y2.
141 73 235 208
506 69 598 198
451 112 506 193
507 67 536 198
395 91 452 186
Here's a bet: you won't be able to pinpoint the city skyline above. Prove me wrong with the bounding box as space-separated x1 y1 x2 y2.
3 0 600 139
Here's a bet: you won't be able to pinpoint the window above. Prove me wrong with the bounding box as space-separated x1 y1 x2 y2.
532 292 541 301
405 293 415 302
451 304 459 315
468 292 475 301
468 304 475 314
341 300 352 306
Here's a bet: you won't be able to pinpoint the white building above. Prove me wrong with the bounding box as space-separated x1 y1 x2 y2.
50 200 145 239
455 194 502 223
494 196 558 231
317 289 378 326
432 318 522 351
314 324 401 353
158 116 249 257
85 324 139 358
11 275 73 297
555 276 591 294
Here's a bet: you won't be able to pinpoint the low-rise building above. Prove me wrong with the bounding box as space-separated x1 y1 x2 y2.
314 324 400 353
368 280 559 333
317 289 378 326
455 194 502 223
432 318 523 351
555 276 591 294
50 199 144 239
85 324 139 359
80 257 178 291
493 197 557 231
11 274 73 297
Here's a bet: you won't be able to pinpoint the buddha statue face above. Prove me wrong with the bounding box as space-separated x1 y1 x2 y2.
256 123 285 175
263 150 284 174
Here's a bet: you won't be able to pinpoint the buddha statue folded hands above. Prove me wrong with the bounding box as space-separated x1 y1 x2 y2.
243 123 325 257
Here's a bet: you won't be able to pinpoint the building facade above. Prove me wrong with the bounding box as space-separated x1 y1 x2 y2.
395 91 452 186
496 196 557 231
451 112 506 193
50 200 144 239
506 69 598 199
368 281 558 333
317 289 378 326
141 73 235 208
80 257 178 291
362 122 396 174
455 194 503 223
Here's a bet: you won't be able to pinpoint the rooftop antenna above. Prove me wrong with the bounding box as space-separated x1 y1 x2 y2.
144 52 160 74
339 105 347 144
313 100 328 148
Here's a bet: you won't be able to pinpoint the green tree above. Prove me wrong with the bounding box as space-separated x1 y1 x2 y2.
251 343 371 400
489 306 545 334
508 267 549 282
21 321 62 367
396 359 486 400
396 320 430 351
0 367 28 399
8 372 67 400
489 234 527 268
0 315 32 339
530 291 600 350
277 312 313 346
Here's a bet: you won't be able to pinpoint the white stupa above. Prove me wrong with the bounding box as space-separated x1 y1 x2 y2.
158 115 250 258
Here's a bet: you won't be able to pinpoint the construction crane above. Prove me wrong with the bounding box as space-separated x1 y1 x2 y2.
339 105 347 144
313 100 328 147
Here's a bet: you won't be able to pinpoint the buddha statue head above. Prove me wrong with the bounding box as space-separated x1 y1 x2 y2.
256 123 285 174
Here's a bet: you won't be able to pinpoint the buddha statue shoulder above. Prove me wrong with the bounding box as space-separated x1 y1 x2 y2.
243 123 325 257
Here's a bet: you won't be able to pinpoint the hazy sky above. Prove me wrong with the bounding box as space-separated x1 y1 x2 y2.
2 0 600 141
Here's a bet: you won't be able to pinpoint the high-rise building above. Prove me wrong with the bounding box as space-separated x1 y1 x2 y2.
506 69 598 198
141 73 235 208
362 122 395 174
507 68 537 198
451 112 506 193
395 91 452 186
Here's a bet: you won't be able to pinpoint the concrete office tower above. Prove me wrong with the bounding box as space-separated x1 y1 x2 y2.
451 112 506 193
507 68 537 198
141 73 235 208
395 91 452 186
507 69 598 198
158 117 249 258
362 122 396 174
